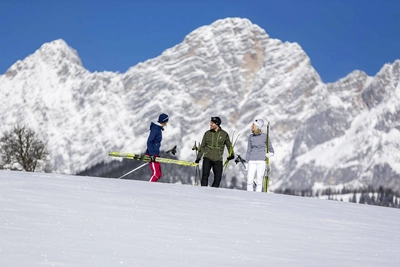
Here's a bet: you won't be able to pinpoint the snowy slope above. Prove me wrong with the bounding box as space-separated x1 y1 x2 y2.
0 17 399 192
0 170 399 266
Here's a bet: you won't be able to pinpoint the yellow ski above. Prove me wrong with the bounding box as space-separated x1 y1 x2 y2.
109 151 199 167
263 122 270 192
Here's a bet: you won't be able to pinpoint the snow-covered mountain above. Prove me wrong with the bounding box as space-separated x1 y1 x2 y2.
0 17 399 192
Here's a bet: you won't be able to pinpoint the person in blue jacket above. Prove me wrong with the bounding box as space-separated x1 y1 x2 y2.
146 113 169 182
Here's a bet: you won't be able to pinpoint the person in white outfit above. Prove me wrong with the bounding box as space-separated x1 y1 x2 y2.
245 119 274 192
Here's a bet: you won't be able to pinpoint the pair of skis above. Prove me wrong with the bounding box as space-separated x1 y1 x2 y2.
222 131 240 174
112 145 181 179
110 145 197 179
109 151 198 167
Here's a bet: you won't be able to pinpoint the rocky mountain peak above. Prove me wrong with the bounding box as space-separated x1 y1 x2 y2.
0 17 399 193
4 39 83 80
35 39 83 66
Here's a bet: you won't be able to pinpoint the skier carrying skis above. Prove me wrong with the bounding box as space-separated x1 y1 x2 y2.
146 113 169 182
245 119 274 192
195 117 234 187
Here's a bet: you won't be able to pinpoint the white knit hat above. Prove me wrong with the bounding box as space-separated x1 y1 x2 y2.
254 119 264 130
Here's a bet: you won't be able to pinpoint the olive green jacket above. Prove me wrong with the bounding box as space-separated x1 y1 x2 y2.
197 128 233 162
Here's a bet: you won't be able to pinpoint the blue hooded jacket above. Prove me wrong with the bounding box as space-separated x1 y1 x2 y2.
146 122 163 156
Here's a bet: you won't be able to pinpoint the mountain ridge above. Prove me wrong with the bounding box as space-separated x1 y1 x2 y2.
1 17 399 192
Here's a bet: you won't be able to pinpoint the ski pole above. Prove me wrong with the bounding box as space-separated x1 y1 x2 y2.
192 141 200 185
118 163 147 179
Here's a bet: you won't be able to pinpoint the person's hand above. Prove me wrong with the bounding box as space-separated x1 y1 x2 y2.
150 155 157 162
195 158 200 164
171 148 177 155
265 152 274 158
167 145 177 155
227 153 234 161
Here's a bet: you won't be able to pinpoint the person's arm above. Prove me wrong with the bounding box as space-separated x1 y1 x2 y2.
146 130 157 156
245 136 251 162
225 132 234 159
196 133 207 160
268 139 274 154
265 137 274 158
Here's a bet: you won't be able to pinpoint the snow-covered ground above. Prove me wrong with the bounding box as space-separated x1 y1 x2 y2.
1 170 399 266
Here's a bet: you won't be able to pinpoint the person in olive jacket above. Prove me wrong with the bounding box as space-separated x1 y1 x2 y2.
195 117 234 187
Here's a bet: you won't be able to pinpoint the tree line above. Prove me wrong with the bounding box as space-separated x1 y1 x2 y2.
274 186 400 209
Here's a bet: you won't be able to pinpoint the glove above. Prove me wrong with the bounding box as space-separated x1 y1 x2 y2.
234 155 246 164
227 153 234 161
150 155 157 162
265 152 274 158
195 158 200 164
167 145 177 155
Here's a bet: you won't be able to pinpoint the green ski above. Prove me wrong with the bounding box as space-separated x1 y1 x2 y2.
223 131 240 173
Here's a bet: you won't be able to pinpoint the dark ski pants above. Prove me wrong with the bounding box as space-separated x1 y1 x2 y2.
201 157 223 187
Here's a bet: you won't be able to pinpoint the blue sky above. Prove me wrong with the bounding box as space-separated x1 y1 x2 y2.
1 0 399 83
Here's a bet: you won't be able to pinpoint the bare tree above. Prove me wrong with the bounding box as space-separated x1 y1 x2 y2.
0 125 49 172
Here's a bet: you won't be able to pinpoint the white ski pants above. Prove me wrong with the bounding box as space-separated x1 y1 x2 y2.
247 160 266 192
